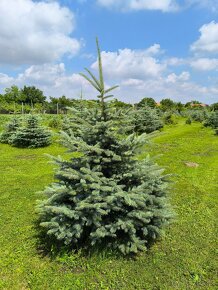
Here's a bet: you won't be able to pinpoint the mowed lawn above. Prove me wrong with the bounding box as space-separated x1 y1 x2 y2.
0 121 217 290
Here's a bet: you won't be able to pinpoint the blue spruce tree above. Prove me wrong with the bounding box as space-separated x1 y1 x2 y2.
0 117 20 144
37 39 172 255
11 115 51 148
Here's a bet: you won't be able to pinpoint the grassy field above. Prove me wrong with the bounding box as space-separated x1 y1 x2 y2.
0 120 217 289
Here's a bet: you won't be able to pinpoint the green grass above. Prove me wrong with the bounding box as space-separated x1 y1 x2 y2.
0 121 217 289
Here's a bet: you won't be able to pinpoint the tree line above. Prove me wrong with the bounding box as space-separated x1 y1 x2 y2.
0 85 217 114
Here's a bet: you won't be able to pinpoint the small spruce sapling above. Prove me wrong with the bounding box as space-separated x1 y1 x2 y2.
37 38 172 255
163 112 174 125
132 107 163 134
11 114 52 148
204 111 218 135
189 109 209 123
204 111 218 129
48 116 62 129
0 117 20 144
186 117 192 125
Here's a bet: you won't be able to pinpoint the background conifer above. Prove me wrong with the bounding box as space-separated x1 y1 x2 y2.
0 117 20 144
132 107 163 134
11 114 51 148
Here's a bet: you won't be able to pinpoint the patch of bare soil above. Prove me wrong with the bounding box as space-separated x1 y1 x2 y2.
184 162 199 168
15 154 36 160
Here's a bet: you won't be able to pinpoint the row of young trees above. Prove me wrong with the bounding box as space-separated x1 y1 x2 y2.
2 97 217 150
1 84 218 115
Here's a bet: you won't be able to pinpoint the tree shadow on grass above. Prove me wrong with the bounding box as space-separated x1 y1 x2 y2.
33 218 159 266
33 219 133 263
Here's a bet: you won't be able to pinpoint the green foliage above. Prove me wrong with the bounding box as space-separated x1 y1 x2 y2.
210 102 218 111
2 85 45 105
175 102 184 114
37 39 172 255
189 109 209 123
0 117 20 143
109 98 132 109
11 115 52 148
185 100 202 108
61 108 88 136
49 95 72 113
131 107 163 134
0 85 46 113
163 112 175 125
3 85 22 103
0 115 12 130
21 86 46 105
48 116 62 129
186 117 192 125
61 115 73 134
137 97 156 109
204 111 218 135
160 98 175 111
204 111 218 129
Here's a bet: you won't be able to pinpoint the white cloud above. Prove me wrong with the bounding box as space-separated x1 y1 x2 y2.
166 71 190 83
91 47 166 80
190 58 218 70
0 73 14 85
191 21 218 55
121 78 145 88
187 0 218 12
113 76 217 104
164 55 218 71
17 63 66 86
97 0 218 12
96 0 179 12
164 57 187 66
144 44 164 55
0 0 80 65
87 47 217 103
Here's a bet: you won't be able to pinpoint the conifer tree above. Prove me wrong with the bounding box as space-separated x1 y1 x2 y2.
62 91 91 136
11 115 51 148
132 107 163 134
0 117 20 144
37 39 172 255
189 109 209 123
204 111 218 135
204 111 218 129
186 117 192 125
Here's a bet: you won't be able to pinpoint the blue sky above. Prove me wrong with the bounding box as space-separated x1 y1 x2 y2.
0 0 218 104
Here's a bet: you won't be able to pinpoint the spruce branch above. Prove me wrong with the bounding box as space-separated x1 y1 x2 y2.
79 37 118 121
